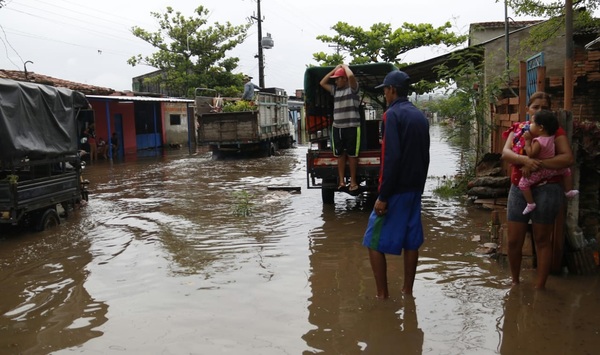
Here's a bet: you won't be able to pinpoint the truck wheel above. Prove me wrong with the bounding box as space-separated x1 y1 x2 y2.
35 208 60 232
322 187 335 204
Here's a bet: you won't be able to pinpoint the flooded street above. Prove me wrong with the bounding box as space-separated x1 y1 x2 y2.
1 125 599 354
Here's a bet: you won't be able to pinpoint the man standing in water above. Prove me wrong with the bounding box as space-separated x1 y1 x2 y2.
362 70 430 298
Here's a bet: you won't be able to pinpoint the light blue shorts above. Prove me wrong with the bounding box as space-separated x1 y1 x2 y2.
362 192 424 255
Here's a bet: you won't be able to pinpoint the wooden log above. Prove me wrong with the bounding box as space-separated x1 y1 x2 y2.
267 186 301 193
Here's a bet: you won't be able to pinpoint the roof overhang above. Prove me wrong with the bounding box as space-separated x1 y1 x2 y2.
401 46 484 84
86 95 194 103
585 36 600 50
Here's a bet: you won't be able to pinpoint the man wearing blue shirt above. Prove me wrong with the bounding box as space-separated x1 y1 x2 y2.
362 70 430 298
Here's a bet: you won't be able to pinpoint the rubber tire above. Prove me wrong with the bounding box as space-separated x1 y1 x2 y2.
322 187 335 205
36 208 60 232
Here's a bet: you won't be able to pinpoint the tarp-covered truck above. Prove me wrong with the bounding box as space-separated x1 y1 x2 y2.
0 78 90 231
304 63 397 204
195 89 293 158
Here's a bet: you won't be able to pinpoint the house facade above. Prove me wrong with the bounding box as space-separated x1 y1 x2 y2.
86 95 194 158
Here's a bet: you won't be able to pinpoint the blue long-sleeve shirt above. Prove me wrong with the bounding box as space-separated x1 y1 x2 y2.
378 97 430 201
242 82 260 100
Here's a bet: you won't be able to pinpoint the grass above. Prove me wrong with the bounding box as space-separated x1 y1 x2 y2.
232 190 254 217
432 174 469 198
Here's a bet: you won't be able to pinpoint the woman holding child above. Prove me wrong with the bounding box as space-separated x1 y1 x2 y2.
501 92 575 289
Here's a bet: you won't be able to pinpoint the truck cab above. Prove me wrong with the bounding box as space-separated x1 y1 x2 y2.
304 63 396 204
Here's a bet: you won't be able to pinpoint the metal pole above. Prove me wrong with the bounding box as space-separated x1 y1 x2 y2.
105 100 113 161
505 0 510 72
564 0 573 110
257 0 265 88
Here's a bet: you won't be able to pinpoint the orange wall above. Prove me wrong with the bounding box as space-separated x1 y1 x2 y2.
89 100 138 155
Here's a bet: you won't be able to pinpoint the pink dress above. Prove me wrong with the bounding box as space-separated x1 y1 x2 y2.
518 135 570 190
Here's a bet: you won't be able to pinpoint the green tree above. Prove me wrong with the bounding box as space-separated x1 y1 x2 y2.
128 6 250 98
426 49 503 190
313 21 467 66
313 21 467 94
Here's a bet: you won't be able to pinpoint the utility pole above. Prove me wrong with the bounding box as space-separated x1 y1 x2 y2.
252 0 265 88
564 0 573 110
504 0 510 72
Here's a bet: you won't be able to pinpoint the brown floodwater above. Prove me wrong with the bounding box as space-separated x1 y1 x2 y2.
1 125 599 354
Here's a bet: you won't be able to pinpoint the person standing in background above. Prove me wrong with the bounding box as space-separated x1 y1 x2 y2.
242 75 260 101
87 123 97 161
110 132 119 159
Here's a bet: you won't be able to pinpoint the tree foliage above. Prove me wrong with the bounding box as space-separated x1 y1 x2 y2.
128 6 250 97
427 49 503 167
500 1 600 63
502 0 599 17
313 21 467 95
313 21 467 66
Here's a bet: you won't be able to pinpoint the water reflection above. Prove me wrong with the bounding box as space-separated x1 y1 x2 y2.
303 205 424 354
499 279 600 354
0 227 108 353
0 125 597 354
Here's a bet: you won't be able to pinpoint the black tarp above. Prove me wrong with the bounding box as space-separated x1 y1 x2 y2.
0 78 89 161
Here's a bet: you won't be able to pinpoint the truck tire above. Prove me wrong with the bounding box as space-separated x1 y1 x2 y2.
35 208 60 232
322 187 335 204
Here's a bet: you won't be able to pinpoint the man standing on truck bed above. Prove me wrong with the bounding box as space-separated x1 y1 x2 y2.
242 75 261 101
362 70 430 299
320 64 361 192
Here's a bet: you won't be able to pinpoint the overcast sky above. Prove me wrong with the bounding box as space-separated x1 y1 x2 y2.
1 0 540 95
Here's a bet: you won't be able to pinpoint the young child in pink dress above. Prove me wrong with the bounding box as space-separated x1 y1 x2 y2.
520 110 578 215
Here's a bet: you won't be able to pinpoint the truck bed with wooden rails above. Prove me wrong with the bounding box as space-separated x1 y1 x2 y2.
195 90 293 158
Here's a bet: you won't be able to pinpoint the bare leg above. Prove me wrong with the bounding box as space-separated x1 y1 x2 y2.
402 249 419 295
368 248 388 299
507 221 528 285
90 143 97 161
531 223 554 289
348 156 358 189
337 153 347 188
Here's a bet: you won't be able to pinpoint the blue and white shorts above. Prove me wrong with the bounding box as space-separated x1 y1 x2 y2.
362 191 424 255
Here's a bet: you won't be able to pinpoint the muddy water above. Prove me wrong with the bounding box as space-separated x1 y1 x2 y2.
1 125 599 354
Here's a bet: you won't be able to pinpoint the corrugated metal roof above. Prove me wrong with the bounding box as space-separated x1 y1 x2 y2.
0 70 114 95
86 95 194 103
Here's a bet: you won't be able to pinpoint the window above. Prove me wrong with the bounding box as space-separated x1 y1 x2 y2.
170 114 181 126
